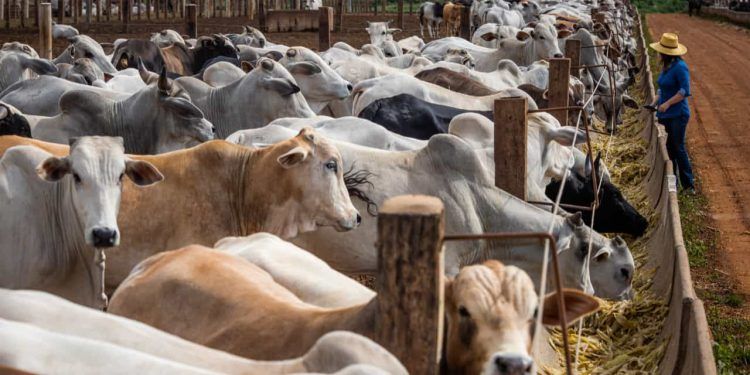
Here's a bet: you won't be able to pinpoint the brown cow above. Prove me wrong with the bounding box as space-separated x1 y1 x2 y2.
0 129 360 291
443 2 463 37
109 246 599 373
415 67 497 96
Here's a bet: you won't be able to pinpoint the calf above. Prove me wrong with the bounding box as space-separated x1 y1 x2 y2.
110 245 598 372
0 137 163 308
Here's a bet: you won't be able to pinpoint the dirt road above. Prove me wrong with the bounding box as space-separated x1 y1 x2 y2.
648 14 750 295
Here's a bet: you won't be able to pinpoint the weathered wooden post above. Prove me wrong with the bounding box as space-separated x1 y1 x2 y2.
548 58 571 126
122 0 130 32
35 0 40 26
380 0 385 13
318 6 332 51
39 3 52 59
186 3 197 37
396 0 403 29
85 0 91 25
565 39 581 79
21 0 27 27
335 0 343 31
258 0 266 30
459 4 470 40
376 195 445 375
57 0 64 23
494 97 528 199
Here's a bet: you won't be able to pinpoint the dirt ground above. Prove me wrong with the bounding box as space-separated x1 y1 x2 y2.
0 13 425 56
648 13 750 296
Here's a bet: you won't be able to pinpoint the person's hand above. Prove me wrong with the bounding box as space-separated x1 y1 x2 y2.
658 102 670 113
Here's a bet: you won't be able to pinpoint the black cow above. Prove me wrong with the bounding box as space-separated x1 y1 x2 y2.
0 103 31 137
192 35 239 74
111 40 164 73
545 153 648 237
357 93 492 140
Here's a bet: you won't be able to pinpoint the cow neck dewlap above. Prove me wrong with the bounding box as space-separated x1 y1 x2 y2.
41 176 91 279
234 146 316 240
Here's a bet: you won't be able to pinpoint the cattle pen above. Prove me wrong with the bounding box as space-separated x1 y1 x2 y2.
0 1 719 374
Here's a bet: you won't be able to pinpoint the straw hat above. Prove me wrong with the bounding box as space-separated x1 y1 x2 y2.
649 33 687 56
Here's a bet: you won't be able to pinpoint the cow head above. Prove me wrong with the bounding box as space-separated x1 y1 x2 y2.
192 35 238 73
280 47 352 106
145 68 215 153
254 128 361 238
365 21 401 46
70 58 104 85
150 29 186 48
0 102 31 137
36 136 163 248
546 153 648 237
557 213 635 299
0 51 57 91
244 26 267 48
66 35 117 74
444 260 600 374
243 58 315 124
514 22 564 61
444 48 476 69
1 41 38 57
592 77 638 132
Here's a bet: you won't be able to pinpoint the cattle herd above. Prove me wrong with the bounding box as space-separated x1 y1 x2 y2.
0 0 649 373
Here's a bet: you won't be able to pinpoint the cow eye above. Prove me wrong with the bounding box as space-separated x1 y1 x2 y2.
118 173 125 183
458 306 471 318
540 36 545 40
73 173 82 184
325 160 338 173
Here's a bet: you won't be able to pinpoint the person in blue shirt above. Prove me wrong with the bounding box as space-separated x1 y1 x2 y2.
650 32 695 194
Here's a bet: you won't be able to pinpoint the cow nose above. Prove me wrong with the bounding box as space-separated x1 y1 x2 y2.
494 354 533 375
356 213 362 226
620 267 632 282
211 125 216 134
346 83 353 93
92 227 118 248
553 53 564 58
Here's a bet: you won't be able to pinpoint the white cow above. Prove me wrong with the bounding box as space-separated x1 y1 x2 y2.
0 137 163 308
351 73 536 115
216 233 375 308
150 29 186 47
0 49 57 92
279 47 353 114
421 22 569 71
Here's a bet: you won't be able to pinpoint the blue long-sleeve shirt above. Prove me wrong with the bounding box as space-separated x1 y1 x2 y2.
657 58 691 119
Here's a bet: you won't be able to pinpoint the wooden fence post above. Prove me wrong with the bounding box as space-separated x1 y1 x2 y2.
396 0 404 28
39 3 52 59
57 0 63 23
186 3 197 37
35 0 40 26
494 97 528 200
21 0 28 27
376 195 445 375
565 39 581 79
85 0 90 25
548 58 571 126
258 0 266 30
459 4 470 40
122 0 129 32
318 6 332 51
335 0 343 31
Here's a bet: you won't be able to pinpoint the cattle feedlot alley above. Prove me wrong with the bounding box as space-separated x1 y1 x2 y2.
0 0 737 373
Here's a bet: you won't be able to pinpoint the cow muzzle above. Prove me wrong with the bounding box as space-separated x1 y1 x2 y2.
335 212 361 232
91 227 119 248
487 353 533 375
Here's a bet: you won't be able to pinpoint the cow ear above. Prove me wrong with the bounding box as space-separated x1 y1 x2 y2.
36 156 71 182
622 94 638 109
594 151 602 177
480 32 497 41
550 127 586 146
542 289 600 327
262 77 301 96
277 146 309 168
593 246 612 262
125 160 164 186
515 30 531 41
584 152 592 177
286 61 322 75
557 29 572 39
566 211 584 227
240 61 253 72
542 90 549 100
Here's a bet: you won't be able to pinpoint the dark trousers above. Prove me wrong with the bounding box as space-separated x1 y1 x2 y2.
660 115 695 189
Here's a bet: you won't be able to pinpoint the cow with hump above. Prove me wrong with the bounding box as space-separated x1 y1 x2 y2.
0 289 406 375
0 128 360 292
0 136 163 308
109 234 599 374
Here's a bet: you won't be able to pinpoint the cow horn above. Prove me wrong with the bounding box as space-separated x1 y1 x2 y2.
137 58 151 83
158 68 171 95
